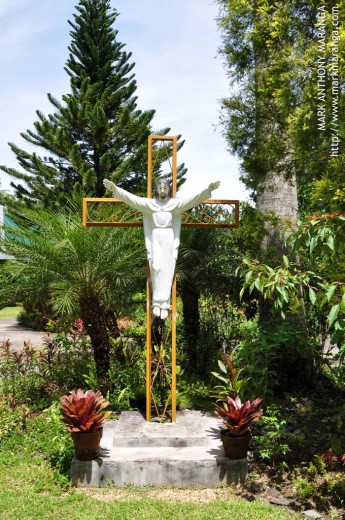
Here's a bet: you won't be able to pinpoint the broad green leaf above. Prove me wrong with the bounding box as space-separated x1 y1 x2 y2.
217 360 227 374
319 227 326 240
328 304 340 328
276 285 289 303
325 285 337 302
117 388 127 402
340 293 345 313
309 236 317 253
282 255 289 268
254 277 264 292
245 270 253 282
308 287 317 305
211 372 228 384
326 235 335 251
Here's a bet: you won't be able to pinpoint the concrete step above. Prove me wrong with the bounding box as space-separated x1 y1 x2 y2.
71 410 248 487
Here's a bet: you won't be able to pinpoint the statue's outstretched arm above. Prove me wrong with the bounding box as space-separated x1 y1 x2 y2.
173 181 221 213
103 178 149 211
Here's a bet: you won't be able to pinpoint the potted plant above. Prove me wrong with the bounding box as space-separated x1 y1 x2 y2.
215 395 263 459
60 389 111 461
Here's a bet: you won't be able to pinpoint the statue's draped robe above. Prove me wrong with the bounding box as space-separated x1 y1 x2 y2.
113 186 211 312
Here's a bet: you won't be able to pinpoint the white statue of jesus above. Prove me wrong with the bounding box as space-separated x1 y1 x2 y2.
103 178 220 319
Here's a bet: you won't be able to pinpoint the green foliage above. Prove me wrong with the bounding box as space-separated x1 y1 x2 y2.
35 403 74 475
0 397 29 446
239 256 313 321
310 454 326 476
303 455 327 481
0 204 146 388
176 379 211 411
231 318 280 400
253 405 290 462
106 333 147 411
0 397 73 480
0 333 94 409
296 477 315 501
237 212 345 380
195 296 250 379
326 475 345 507
17 307 49 331
216 0 345 192
211 350 249 400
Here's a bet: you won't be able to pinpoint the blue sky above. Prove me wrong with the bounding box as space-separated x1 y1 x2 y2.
0 0 248 200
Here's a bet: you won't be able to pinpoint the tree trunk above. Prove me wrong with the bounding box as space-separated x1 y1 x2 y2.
256 170 298 257
180 285 200 372
256 171 313 389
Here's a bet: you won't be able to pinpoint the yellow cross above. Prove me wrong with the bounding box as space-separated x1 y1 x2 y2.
83 136 239 422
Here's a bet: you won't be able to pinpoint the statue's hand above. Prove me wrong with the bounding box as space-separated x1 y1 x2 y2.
208 181 220 192
103 179 116 194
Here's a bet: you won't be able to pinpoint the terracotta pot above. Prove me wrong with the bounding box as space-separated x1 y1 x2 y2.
71 428 103 461
220 429 250 459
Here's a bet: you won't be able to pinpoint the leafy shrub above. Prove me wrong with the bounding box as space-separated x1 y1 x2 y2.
296 477 315 500
234 320 311 399
176 379 211 411
0 333 94 408
253 404 290 462
0 396 28 446
106 337 146 411
326 475 345 506
35 403 74 475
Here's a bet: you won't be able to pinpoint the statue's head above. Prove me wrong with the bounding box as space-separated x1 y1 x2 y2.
154 178 172 201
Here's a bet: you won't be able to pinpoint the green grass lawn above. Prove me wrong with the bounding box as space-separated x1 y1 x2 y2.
0 407 303 520
0 306 22 319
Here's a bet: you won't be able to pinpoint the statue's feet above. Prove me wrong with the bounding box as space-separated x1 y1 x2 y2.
160 309 168 320
152 307 169 319
153 306 161 317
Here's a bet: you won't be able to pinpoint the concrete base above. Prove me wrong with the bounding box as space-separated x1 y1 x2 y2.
71 411 248 487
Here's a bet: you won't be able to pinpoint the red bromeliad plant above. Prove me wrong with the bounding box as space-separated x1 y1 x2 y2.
60 389 111 432
215 395 263 437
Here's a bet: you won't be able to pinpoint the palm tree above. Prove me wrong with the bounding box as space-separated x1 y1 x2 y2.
0 204 146 391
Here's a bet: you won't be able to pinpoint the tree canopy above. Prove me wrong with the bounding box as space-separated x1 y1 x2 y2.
217 0 345 203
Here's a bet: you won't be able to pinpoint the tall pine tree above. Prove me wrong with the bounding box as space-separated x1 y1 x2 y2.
1 0 185 207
